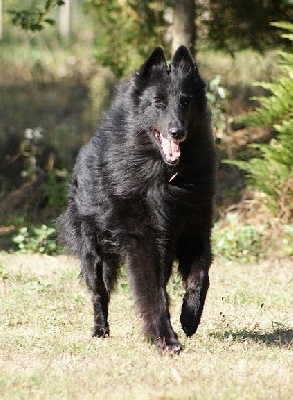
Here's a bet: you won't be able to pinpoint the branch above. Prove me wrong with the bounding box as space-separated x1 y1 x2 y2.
9 0 65 31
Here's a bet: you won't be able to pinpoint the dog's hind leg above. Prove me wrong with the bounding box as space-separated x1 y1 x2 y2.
126 236 181 353
80 219 119 338
178 234 212 337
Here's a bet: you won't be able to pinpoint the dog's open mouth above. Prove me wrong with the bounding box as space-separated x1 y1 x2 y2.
154 130 181 165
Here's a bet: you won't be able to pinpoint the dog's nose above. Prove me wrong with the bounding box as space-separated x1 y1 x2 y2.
169 126 186 140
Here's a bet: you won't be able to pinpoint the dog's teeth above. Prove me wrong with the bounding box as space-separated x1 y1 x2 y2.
154 131 161 141
160 136 180 163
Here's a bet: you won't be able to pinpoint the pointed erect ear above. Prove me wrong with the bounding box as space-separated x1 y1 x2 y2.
171 45 197 75
136 47 167 79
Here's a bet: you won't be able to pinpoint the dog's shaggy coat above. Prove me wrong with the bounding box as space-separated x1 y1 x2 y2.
57 46 216 352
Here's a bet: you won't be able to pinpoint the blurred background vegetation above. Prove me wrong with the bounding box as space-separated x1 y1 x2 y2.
0 0 292 260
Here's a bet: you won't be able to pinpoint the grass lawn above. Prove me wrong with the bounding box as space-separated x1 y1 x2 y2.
0 253 292 399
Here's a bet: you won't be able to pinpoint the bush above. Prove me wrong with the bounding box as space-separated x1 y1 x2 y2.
213 213 293 261
212 213 265 263
227 22 293 223
13 225 60 255
42 170 69 215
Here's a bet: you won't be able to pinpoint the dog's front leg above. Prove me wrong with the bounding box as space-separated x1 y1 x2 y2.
178 236 211 337
80 220 112 338
126 238 182 353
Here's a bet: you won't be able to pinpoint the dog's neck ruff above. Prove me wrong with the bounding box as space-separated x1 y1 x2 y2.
168 171 200 190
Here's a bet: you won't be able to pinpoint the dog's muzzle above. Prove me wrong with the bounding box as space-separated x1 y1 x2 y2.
154 128 186 165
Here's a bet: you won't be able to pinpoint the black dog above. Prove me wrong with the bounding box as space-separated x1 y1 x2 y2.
57 46 216 353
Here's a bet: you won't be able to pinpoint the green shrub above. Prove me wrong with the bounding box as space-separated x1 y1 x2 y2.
213 213 292 261
212 213 265 262
42 170 69 215
206 75 227 142
226 22 293 221
13 225 59 255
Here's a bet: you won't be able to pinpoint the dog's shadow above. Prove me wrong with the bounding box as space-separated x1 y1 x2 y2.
209 328 293 348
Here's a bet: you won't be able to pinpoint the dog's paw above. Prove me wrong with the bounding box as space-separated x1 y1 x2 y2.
155 336 182 354
92 325 110 338
180 298 200 337
180 316 199 338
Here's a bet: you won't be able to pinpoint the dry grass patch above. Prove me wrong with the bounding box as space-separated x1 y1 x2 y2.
0 253 292 399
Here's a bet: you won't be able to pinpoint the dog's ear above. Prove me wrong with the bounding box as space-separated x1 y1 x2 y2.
133 47 167 103
136 47 167 79
171 45 197 75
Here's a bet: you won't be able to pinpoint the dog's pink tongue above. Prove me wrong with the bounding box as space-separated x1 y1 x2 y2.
161 136 180 162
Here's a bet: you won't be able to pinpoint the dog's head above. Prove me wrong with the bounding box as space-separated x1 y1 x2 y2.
133 46 206 165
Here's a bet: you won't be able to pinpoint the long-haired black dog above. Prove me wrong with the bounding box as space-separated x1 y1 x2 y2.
57 46 216 353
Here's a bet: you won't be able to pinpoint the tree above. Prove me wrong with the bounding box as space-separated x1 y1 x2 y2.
172 0 196 55
7 0 197 75
84 0 168 77
59 0 70 37
8 0 293 73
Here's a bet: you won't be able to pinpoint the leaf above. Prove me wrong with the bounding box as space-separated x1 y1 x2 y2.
44 18 55 26
34 24 44 31
120 283 129 292
45 0 53 11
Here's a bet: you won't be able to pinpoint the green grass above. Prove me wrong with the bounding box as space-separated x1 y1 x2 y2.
0 253 292 399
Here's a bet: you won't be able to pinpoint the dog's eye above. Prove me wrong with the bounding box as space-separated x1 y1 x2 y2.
180 96 190 107
154 98 165 108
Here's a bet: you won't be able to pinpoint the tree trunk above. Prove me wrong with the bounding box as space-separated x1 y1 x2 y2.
59 0 70 38
172 0 196 56
0 0 2 40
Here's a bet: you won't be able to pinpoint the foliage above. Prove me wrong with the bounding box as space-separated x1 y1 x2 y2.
7 0 293 57
9 0 65 31
282 224 293 256
13 225 59 254
84 0 168 77
213 212 293 261
206 1 293 52
42 170 69 214
226 22 293 220
206 75 227 142
212 213 265 263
